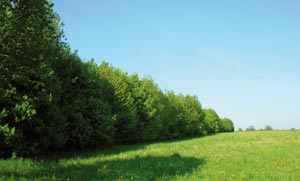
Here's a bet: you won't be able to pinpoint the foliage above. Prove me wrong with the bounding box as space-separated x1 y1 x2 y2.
57 58 115 149
220 118 235 132
98 62 139 143
131 76 164 142
237 128 243 132
0 0 66 157
178 95 205 136
245 126 256 131
264 125 273 131
0 0 234 157
203 109 221 133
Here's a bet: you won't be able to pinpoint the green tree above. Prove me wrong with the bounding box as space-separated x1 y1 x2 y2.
131 76 164 141
220 118 234 132
98 62 138 143
157 91 179 139
56 58 115 148
158 92 205 138
237 128 243 132
264 125 273 131
203 109 221 133
164 92 186 138
245 126 256 131
0 0 236 157
85 60 116 146
0 0 66 157
179 95 204 136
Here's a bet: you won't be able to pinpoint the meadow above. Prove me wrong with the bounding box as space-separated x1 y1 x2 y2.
1 130 299 180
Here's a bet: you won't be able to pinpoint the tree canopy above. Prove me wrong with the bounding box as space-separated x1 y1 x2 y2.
0 0 234 157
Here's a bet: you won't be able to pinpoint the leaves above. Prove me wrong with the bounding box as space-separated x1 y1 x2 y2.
0 0 234 157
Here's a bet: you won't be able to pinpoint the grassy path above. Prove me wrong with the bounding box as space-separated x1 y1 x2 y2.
1 131 300 180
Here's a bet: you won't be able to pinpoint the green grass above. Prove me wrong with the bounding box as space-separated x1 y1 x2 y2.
1 131 300 180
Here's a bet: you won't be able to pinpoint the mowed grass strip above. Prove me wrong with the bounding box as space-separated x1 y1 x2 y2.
1 130 299 180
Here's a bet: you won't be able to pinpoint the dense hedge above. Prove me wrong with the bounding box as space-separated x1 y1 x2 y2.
0 0 234 157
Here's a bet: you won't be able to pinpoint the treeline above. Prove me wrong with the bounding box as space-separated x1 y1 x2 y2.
0 0 234 157
237 125 297 132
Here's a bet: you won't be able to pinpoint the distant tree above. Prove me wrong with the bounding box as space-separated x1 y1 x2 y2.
245 126 256 131
237 128 243 132
219 118 234 132
178 95 205 136
264 125 273 131
203 109 221 133
290 128 296 131
158 92 205 138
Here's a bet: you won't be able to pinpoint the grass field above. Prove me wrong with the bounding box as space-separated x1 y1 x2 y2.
1 130 300 180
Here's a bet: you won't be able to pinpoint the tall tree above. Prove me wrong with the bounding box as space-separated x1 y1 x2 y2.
132 76 164 141
180 95 205 136
0 0 66 157
98 62 138 143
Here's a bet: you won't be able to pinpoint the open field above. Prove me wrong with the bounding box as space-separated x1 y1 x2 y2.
1 130 300 180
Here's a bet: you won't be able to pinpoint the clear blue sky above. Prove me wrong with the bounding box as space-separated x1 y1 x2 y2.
52 0 300 130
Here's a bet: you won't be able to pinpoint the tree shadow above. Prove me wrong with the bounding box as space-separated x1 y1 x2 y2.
48 143 148 160
35 135 212 160
49 136 201 160
2 153 205 180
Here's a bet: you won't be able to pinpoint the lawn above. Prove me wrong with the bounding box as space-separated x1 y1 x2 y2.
1 130 300 180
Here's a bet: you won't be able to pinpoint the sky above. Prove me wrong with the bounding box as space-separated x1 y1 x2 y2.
51 0 300 130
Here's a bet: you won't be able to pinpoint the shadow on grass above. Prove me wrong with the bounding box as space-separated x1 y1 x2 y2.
1 153 205 180
49 143 147 160
33 134 216 160
49 135 204 160
153 133 218 145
